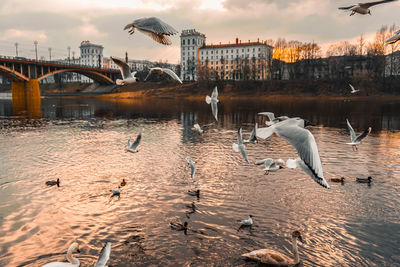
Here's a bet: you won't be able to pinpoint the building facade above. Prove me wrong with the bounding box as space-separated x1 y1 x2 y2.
198 38 273 81
180 29 206 81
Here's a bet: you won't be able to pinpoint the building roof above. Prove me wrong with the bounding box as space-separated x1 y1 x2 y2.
79 40 103 48
180 29 205 38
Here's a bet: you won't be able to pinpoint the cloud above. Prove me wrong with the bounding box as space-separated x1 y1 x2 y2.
0 29 48 41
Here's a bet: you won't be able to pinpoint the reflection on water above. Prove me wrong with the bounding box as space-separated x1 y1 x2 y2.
0 96 399 266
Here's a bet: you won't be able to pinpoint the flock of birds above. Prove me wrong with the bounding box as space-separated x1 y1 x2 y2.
39 2 398 264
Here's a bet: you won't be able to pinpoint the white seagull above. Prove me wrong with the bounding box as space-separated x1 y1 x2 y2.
126 132 142 153
349 84 360 94
124 17 178 45
144 67 182 84
192 123 204 134
111 57 138 85
258 112 289 126
258 118 330 188
186 156 196 179
385 29 400 44
245 123 258 144
205 86 219 121
338 0 397 16
240 215 253 226
94 242 111 267
110 186 120 198
232 128 250 164
255 158 285 175
42 242 80 267
346 119 371 151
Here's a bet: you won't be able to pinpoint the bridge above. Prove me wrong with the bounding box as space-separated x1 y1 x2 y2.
0 56 121 117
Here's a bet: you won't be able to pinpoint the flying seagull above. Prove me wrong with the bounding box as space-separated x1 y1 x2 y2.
144 67 182 83
232 128 250 164
94 242 111 267
126 132 142 153
205 86 219 121
346 119 371 150
255 158 285 175
192 123 204 134
349 84 360 94
111 56 138 85
258 118 330 188
186 156 196 179
338 0 397 16
385 29 400 44
124 17 178 45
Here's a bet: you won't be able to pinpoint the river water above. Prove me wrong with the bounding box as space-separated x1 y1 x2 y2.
0 96 399 266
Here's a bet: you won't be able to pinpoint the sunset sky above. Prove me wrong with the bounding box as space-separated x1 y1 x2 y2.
0 0 399 63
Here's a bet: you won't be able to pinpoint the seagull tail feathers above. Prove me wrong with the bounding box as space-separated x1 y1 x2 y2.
232 143 240 152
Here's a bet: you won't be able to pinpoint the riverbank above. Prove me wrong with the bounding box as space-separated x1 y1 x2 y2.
94 80 400 102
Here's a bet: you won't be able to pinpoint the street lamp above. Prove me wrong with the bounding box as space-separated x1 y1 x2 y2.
34 40 38 60
67 46 71 64
48 47 52 61
15 42 18 57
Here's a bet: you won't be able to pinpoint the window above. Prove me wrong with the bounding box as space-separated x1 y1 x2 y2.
226 65 228 69
242 49 244 52
258 48 261 51
211 51 213 54
216 66 218 70
201 51 203 55
192 39 195 44
211 56 213 59
247 48 249 52
231 49 233 53
216 50 218 54
183 40 185 45
253 48 255 52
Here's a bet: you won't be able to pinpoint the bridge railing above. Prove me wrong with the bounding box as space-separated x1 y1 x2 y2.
0 55 119 71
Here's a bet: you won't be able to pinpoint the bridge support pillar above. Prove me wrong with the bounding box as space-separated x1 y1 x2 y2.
12 79 41 117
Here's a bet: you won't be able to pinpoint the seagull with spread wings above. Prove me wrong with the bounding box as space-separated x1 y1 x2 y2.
386 29 400 44
205 86 219 121
124 17 178 45
346 119 371 151
111 56 138 85
338 0 397 16
349 84 360 94
126 132 142 153
144 67 182 83
94 242 111 267
232 128 250 164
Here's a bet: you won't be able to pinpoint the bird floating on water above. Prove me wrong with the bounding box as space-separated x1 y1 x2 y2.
111 57 138 85
124 17 178 45
232 128 250 164
170 221 189 234
187 189 200 197
255 158 284 175
46 178 60 187
331 177 346 183
346 119 371 151
126 132 142 153
240 215 253 226
338 0 397 16
186 156 196 179
110 186 121 198
120 179 127 187
349 84 360 94
144 67 182 83
356 176 373 183
94 242 111 267
241 230 305 266
257 118 330 188
42 242 80 267
205 86 219 121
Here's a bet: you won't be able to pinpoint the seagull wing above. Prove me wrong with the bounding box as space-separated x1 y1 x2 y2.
136 28 172 45
338 5 356 9
94 242 111 267
360 0 396 9
354 127 371 143
211 86 218 99
111 57 132 79
248 123 257 142
255 159 268 165
274 122 329 188
346 119 356 142
349 84 356 92
237 128 244 145
239 145 250 164
162 68 183 83
211 100 218 121
385 31 400 44
258 112 275 121
131 132 142 150
133 17 178 35
145 68 155 81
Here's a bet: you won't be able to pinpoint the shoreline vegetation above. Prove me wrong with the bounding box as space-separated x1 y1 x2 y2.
94 79 400 101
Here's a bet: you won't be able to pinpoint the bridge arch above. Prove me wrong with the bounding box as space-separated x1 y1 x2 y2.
38 69 115 85
0 65 29 82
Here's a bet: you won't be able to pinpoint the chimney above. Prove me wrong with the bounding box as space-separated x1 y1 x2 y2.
240 40 241 44
248 40 250 43
257 38 259 42
236 38 239 44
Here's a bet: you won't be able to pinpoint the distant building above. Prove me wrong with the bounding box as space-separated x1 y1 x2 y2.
180 29 206 81
199 38 273 80
385 51 400 77
79 40 104 67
